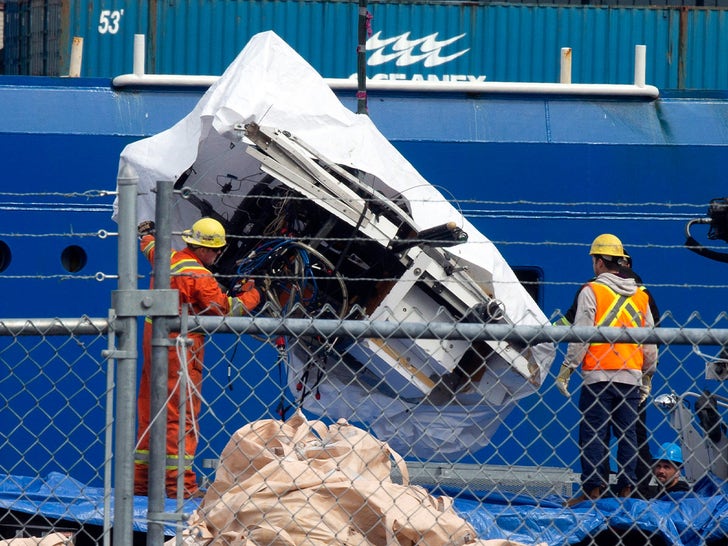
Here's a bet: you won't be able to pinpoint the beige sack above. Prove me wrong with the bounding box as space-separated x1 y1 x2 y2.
173 411 540 546
0 533 74 546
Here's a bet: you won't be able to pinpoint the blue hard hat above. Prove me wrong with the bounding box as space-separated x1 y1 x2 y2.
654 442 683 465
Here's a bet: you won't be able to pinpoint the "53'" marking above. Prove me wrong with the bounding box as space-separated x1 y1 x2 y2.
98 9 124 35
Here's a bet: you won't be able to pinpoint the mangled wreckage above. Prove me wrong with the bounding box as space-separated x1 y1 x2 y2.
115 31 555 458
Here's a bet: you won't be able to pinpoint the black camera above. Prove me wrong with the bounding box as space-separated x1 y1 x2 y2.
685 197 728 263
707 197 728 243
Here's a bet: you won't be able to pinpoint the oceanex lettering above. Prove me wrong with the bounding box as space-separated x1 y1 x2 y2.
348 74 487 82
353 32 484 82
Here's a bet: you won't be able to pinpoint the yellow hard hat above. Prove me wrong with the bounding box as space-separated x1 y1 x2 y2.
181 218 227 248
589 233 626 258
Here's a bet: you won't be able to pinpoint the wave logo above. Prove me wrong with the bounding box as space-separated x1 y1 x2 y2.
367 31 469 68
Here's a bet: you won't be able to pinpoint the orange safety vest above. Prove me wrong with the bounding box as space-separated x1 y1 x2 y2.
582 281 649 372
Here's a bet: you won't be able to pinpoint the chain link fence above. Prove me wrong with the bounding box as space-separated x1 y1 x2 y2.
0 319 112 544
2 186 728 546
2 313 728 545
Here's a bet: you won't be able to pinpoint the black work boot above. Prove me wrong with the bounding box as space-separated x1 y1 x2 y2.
618 485 633 498
565 486 603 507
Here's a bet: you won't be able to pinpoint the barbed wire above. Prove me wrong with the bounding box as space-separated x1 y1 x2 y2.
2 231 725 255
0 187 711 227
0 190 115 198
176 186 712 209
179 187 711 212
447 199 711 208
0 274 103 280
0 231 113 238
462 211 694 221
0 204 113 213
3 271 727 291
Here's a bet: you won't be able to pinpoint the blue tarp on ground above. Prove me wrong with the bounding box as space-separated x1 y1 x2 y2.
0 473 200 536
446 474 728 546
1 472 727 545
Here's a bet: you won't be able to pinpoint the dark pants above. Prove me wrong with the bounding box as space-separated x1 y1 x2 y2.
579 381 640 492
635 400 653 493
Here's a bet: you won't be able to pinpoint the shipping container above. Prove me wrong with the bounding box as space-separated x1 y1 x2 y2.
3 0 728 89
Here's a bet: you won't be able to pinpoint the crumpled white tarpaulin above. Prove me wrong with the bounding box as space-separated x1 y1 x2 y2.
114 31 555 458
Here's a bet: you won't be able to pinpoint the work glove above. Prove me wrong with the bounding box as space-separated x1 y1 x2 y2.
639 373 653 405
137 220 155 237
238 279 256 293
235 280 261 313
555 364 574 398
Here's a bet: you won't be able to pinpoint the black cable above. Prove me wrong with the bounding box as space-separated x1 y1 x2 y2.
685 235 728 263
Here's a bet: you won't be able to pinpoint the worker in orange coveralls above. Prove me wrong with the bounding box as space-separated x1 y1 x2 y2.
134 217 261 498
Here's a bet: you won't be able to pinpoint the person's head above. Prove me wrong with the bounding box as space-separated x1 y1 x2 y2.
181 217 227 266
589 233 627 275
619 250 632 269
653 442 684 488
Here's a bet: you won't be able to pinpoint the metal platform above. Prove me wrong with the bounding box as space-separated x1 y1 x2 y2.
391 462 580 498
202 458 578 497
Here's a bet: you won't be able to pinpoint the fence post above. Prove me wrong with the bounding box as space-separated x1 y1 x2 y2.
147 180 174 545
113 164 139 546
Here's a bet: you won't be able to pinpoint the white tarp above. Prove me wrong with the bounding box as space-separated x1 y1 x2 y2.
114 31 555 458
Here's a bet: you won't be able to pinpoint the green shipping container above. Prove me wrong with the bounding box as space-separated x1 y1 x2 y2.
3 0 728 90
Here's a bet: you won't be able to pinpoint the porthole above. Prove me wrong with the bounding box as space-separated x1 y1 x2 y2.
512 266 544 308
61 245 87 273
0 240 11 273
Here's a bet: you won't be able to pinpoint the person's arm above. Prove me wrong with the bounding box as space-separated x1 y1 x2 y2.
555 280 592 325
140 234 156 264
645 288 661 327
641 306 658 376
554 285 596 397
192 273 260 316
230 280 261 315
560 287 582 325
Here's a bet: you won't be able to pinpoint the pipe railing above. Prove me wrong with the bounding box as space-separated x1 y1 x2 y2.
112 34 659 99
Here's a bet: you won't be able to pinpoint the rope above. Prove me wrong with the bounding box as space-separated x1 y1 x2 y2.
133 335 205 451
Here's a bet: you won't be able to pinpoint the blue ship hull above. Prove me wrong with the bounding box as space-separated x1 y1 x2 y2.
1 74 727 484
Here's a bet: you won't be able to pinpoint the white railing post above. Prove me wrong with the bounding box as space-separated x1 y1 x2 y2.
68 36 83 77
560 47 572 84
133 34 146 76
634 44 646 87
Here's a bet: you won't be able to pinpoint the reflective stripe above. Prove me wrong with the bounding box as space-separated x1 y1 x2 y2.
135 450 194 469
622 302 643 326
583 281 649 372
596 294 629 328
170 257 208 275
135 449 149 462
229 296 246 316
595 293 642 331
165 461 193 470
593 285 644 331
141 239 155 259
